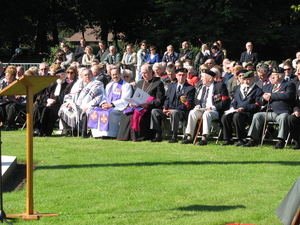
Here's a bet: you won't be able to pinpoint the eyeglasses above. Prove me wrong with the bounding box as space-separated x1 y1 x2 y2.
67 71 74 74
123 76 129 78
284 68 291 71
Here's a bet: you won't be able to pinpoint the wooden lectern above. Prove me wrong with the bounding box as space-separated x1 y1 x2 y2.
0 75 59 220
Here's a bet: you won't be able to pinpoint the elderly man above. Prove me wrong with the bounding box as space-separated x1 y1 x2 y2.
163 64 177 92
91 65 110 88
240 42 259 66
255 64 271 88
33 69 69 136
117 63 165 141
220 71 264 146
16 66 24 79
89 66 132 139
243 67 296 149
287 62 300 149
182 69 230 145
103 46 122 66
39 63 50 76
151 68 195 143
121 44 137 78
162 45 178 64
58 68 105 137
178 41 193 62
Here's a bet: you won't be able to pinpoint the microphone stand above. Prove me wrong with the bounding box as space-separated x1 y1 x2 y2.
0 130 13 224
0 48 22 79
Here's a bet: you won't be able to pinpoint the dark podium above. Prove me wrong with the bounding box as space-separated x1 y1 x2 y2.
0 75 59 220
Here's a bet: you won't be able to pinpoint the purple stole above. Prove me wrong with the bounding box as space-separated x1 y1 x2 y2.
131 96 155 132
88 80 123 131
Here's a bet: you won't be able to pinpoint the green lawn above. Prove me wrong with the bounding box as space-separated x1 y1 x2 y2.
1 130 299 225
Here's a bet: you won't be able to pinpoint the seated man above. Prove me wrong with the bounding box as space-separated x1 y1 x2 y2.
243 67 296 149
33 69 69 136
58 68 105 137
117 63 165 141
0 65 26 131
150 68 195 143
89 66 132 138
288 62 300 149
181 69 230 145
220 71 264 146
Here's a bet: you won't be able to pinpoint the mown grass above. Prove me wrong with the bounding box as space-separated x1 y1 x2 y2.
1 130 299 225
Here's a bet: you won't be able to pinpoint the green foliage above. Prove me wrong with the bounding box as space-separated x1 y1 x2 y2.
2 130 299 224
291 4 300 12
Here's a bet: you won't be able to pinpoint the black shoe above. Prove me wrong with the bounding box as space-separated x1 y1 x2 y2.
181 139 193 144
3 126 11 131
234 140 247 147
242 139 257 147
81 132 89 139
168 138 178 143
221 140 234 146
274 140 285 149
197 140 207 146
151 136 162 142
292 140 300 150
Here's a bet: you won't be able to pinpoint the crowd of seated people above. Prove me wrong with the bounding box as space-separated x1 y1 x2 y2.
1 39 300 151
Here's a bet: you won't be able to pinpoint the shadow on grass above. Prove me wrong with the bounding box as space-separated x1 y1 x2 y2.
36 160 300 170
175 204 246 212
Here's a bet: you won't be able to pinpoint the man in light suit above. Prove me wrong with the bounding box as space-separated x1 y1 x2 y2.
121 44 137 79
240 42 258 67
150 68 195 143
181 69 230 145
243 67 296 149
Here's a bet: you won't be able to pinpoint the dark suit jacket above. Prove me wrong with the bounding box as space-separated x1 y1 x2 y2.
178 50 193 61
163 82 195 116
232 84 264 121
262 80 296 115
208 51 224 65
240 51 259 65
136 77 165 109
196 81 230 119
293 81 300 111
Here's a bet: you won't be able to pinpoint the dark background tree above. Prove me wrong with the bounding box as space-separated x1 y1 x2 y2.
0 0 299 62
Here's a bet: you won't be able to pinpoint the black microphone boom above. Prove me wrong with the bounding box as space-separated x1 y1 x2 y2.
0 48 22 79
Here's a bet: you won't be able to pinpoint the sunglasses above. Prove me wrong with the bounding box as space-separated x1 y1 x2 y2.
123 76 129 78
67 71 74 74
284 68 291 71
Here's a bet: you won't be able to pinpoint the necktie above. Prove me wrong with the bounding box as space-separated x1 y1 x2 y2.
177 85 181 96
263 80 268 85
285 77 290 81
272 84 279 93
243 87 248 97
202 87 209 108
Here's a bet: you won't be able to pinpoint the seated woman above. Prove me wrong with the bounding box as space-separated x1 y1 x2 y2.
0 65 26 131
89 66 132 138
146 46 161 65
117 63 165 141
33 69 69 136
82 46 95 66
58 68 105 137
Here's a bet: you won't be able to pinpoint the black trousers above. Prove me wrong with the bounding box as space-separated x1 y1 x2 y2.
287 114 300 140
221 111 249 140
